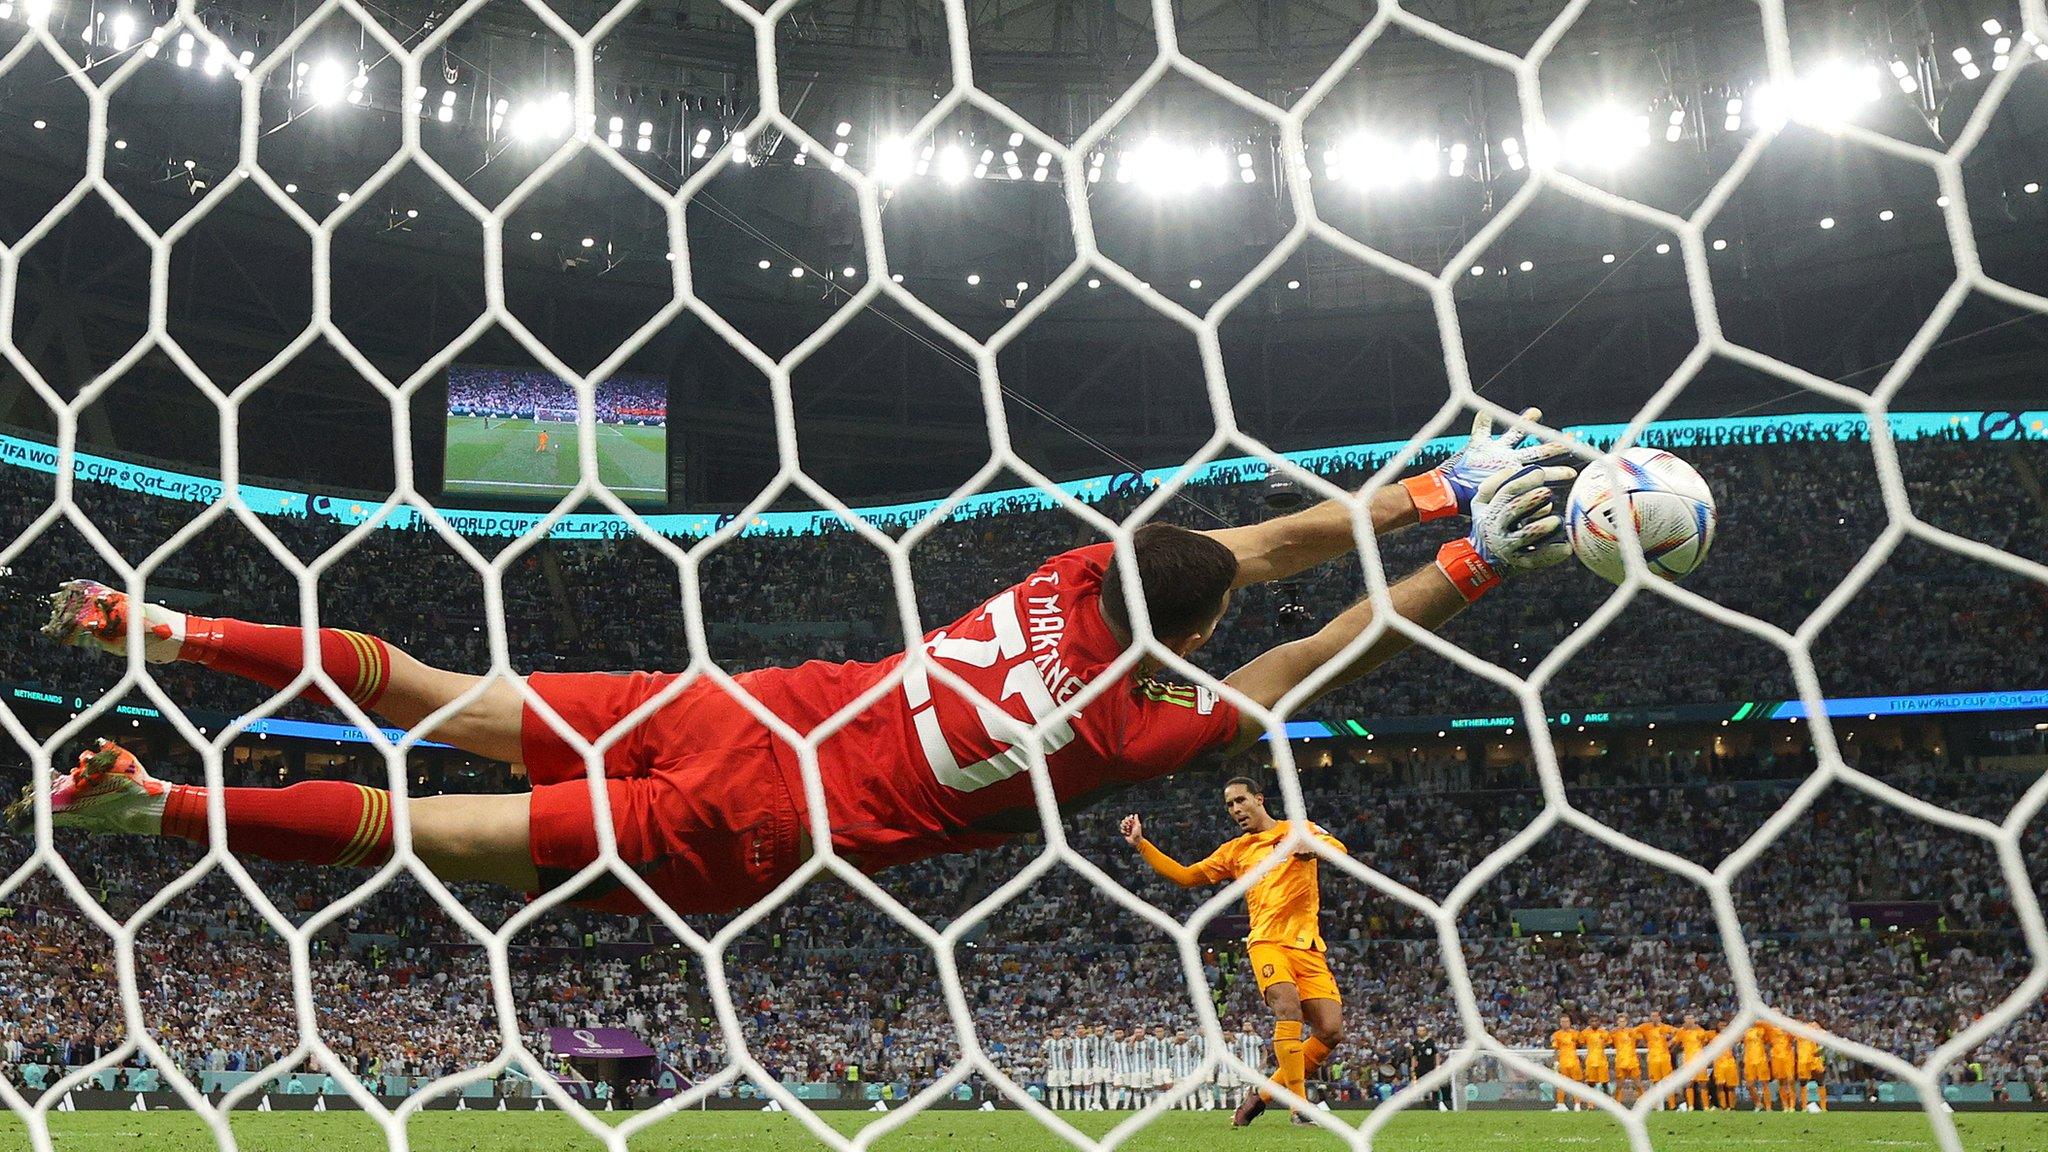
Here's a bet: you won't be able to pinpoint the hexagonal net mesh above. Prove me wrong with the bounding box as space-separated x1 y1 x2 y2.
2 0 2047 1151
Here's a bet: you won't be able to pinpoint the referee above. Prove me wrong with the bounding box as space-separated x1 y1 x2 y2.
1408 1023 1450 1111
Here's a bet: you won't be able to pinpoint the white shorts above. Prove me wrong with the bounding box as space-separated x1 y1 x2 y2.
1048 1072 1069 1089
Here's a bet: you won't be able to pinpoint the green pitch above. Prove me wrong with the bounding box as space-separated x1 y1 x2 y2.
443 416 667 503
10 1109 2043 1152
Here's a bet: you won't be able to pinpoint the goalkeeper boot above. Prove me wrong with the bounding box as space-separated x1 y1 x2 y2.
1230 1092 1267 1128
42 579 185 663
5 740 169 835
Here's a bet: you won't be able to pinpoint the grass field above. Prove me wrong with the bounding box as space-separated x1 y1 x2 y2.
5 1109 2043 1152
444 416 667 503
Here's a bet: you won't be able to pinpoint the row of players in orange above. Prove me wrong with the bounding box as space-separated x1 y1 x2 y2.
1548 1012 1829 1111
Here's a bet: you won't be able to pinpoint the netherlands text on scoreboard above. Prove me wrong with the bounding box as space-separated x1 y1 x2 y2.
0 409 2040 541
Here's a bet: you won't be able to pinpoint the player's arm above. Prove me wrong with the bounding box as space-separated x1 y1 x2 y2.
1120 814 1229 887
1202 407 1564 589
1220 464 1573 754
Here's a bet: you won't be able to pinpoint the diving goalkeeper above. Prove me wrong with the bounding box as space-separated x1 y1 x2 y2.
10 413 1573 916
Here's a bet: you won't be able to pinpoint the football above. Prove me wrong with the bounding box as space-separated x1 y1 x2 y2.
1565 447 1718 584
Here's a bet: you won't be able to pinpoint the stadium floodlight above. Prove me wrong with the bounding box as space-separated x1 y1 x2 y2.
306 59 350 108
1879 209 1894 220
1120 137 1227 196
1447 141 1467 177
873 137 915 184
22 0 47 23
1327 134 1412 190
510 93 573 143
110 11 134 50
581 237 595 248
1087 278 1100 288
973 163 989 179
1188 279 1202 289
835 121 851 136
1286 279 1300 289
935 143 968 185
531 231 544 241
833 141 849 157
1602 253 1616 263
1008 132 1023 147
1518 260 1533 272
1499 135 1525 171
1469 265 1485 276
966 273 980 285
1655 241 1671 253
1750 60 1883 131
843 267 857 277
757 259 771 269
1562 103 1650 168
1982 18 2001 34
1711 238 1727 249
789 267 803 278
1819 216 1835 229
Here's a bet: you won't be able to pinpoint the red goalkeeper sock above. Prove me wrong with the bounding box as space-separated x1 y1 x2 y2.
161 781 393 868
180 618 391 710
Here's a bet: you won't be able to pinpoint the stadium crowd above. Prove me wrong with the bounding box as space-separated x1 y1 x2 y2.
446 369 668 424
2 747 2044 1106
0 421 2044 1109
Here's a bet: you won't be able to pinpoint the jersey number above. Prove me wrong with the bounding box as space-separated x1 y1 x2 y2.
903 592 1075 791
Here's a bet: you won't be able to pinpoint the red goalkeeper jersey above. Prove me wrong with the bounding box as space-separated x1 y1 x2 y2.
743 542 1242 869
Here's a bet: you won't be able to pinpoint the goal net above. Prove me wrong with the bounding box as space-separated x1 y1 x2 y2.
1 0 2044 1150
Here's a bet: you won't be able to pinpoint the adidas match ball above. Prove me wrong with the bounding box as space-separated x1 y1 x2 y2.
1565 447 1717 584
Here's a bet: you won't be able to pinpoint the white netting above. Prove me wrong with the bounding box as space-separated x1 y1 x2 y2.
1 0 2046 1150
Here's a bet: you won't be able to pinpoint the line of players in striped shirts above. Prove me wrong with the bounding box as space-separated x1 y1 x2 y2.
1550 1012 1830 1111
1041 1026 1270 1110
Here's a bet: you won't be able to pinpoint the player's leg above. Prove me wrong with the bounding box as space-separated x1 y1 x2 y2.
1232 960 1303 1128
1297 959 1344 1080
10 740 539 889
43 580 527 763
1298 997 1342 1110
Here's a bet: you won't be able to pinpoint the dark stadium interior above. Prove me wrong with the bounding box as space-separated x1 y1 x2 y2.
0 0 2045 1134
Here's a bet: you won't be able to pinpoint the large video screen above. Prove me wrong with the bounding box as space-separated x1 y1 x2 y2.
443 365 669 505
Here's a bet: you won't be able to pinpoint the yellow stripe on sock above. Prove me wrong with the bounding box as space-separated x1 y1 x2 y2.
358 633 387 704
349 787 390 867
356 787 389 866
335 785 381 867
338 631 376 704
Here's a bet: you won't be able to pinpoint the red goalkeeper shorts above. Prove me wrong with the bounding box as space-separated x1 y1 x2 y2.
520 670 805 916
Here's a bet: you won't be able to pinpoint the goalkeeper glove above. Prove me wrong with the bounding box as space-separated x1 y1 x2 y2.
1435 463 1576 601
1401 406 1571 522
